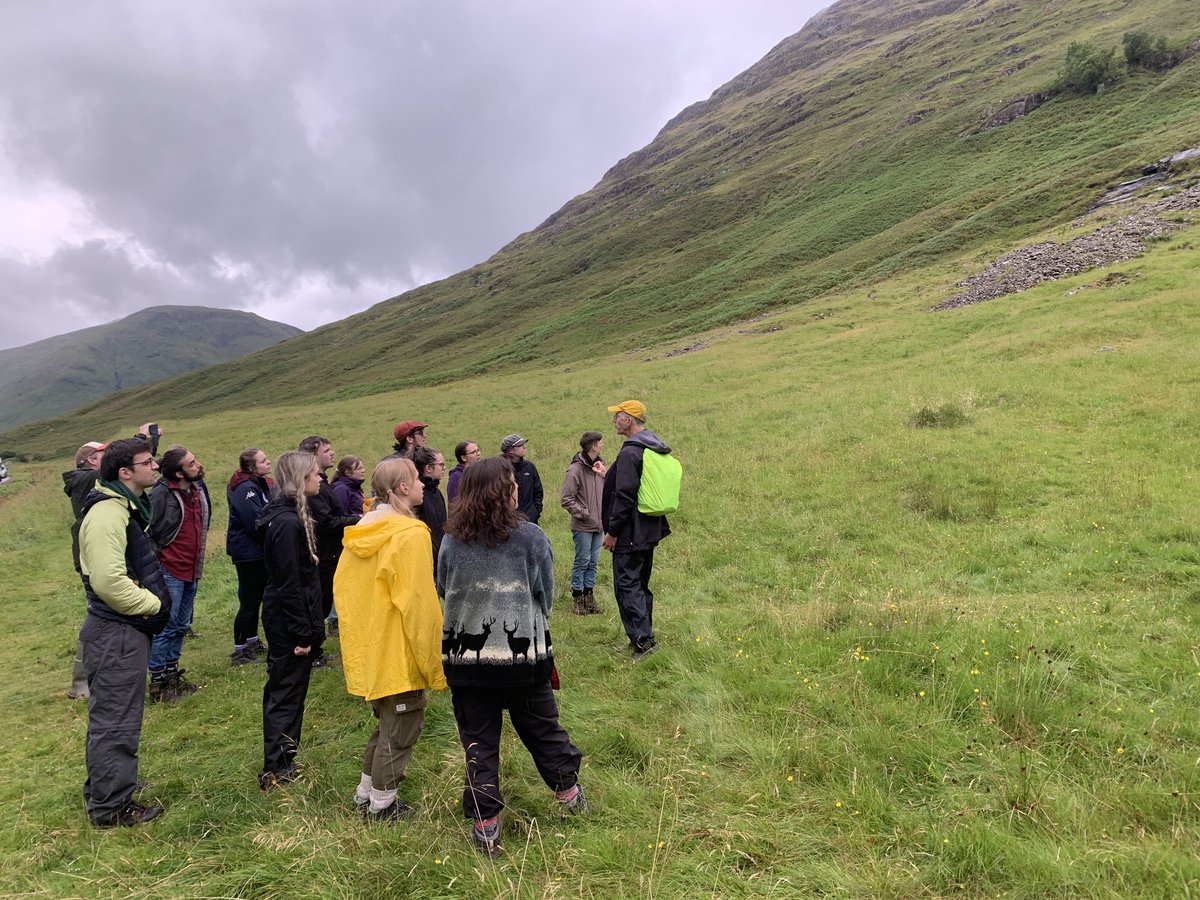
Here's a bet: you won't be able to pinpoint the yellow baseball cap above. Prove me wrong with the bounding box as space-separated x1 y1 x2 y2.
607 400 646 421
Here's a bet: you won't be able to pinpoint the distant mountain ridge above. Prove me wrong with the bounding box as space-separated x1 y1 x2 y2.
0 306 302 430
4 0 1199 456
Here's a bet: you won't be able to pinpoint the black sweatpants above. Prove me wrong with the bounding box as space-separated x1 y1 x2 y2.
612 548 656 648
80 614 150 821
450 680 582 821
262 649 314 775
233 560 268 646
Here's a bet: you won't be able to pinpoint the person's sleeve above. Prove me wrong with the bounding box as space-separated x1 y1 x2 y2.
266 521 313 645
560 466 586 519
79 503 162 617
530 527 555 616
228 485 260 539
531 464 543 519
148 483 169 549
605 450 640 537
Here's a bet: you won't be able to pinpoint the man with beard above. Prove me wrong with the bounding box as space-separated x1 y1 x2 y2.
147 446 211 702
412 445 448 574
298 435 361 656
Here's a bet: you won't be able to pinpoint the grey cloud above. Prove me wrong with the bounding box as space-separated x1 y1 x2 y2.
0 0 820 350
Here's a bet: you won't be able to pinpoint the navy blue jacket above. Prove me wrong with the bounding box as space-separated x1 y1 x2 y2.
227 471 272 564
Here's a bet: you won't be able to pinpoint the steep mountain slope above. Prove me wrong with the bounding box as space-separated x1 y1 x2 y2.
4 0 1199 455
0 306 301 430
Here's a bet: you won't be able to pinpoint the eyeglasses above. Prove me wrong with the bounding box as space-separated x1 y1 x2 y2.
130 458 156 468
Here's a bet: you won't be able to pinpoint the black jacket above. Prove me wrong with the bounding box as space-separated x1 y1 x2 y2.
256 496 324 653
307 473 360 570
511 458 543 524
416 475 447 573
602 429 672 552
63 466 101 574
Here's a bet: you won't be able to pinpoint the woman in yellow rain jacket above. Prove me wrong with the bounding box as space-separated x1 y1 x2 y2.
334 457 448 822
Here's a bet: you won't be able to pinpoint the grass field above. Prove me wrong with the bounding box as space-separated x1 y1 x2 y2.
2 210 1198 897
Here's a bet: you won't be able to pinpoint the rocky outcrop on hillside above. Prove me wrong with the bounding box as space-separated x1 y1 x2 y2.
933 183 1200 311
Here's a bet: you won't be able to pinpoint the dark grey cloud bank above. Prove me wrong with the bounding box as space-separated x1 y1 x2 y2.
0 1 823 350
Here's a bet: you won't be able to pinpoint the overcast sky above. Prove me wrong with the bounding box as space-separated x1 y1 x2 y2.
0 1 825 351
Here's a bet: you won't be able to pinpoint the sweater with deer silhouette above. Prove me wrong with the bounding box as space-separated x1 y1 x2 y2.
436 521 555 688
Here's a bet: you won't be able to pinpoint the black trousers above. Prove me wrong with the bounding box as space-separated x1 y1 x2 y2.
233 560 268 645
262 649 314 774
80 614 150 821
612 548 656 648
318 564 336 621
450 681 582 821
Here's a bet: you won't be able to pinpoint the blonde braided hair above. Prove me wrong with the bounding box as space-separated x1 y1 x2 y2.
273 451 319 564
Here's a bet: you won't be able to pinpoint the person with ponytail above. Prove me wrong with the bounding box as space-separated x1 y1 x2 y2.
226 448 273 665
334 457 448 822
255 450 323 790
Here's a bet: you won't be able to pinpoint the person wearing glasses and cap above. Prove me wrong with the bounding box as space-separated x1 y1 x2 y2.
602 400 672 660
384 420 429 461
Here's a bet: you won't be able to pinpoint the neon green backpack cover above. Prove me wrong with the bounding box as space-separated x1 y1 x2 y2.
638 450 682 516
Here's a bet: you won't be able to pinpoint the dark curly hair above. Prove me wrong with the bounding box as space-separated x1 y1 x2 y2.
444 456 525 547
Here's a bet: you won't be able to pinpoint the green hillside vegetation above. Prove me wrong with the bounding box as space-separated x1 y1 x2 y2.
4 0 1199 458
0 306 302 432
1 215 1198 895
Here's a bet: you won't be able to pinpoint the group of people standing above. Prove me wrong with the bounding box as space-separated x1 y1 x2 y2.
64 399 675 858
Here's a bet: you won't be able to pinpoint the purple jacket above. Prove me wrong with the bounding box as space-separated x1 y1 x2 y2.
330 475 364 517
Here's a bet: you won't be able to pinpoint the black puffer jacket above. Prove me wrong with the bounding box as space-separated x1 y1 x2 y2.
79 489 172 636
307 473 360 570
256 496 325 653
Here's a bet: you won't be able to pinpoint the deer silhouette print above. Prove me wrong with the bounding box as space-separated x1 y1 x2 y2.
457 617 495 663
502 621 531 663
442 623 460 660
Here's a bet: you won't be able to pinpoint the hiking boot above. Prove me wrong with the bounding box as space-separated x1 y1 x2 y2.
258 765 302 791
311 652 338 670
148 674 175 704
365 800 415 823
472 818 502 858
631 639 658 661
572 591 589 616
247 638 268 658
167 667 201 696
230 646 263 666
583 590 602 615
557 784 589 818
91 800 165 828
67 687 90 700
185 627 200 639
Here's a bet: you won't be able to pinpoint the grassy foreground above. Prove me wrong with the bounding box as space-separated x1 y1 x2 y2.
2 224 1200 897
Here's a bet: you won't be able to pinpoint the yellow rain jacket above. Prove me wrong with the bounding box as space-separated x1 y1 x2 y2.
334 510 448 700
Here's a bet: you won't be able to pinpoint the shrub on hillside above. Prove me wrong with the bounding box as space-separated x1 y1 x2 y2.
1123 30 1169 69
1055 41 1122 94
907 401 971 429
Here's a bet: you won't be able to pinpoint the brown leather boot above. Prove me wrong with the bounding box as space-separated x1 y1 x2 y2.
583 589 602 614
572 591 589 615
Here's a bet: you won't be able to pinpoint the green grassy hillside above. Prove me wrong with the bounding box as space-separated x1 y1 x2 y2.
0 306 302 431
2 212 1198 895
4 0 1198 458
